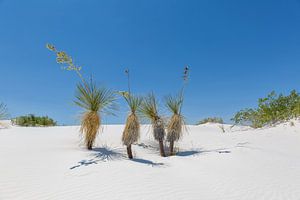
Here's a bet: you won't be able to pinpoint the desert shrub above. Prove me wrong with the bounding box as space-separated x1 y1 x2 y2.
12 114 57 127
197 117 223 125
232 90 300 128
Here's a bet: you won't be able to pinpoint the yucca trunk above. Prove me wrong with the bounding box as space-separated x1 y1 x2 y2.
122 113 140 159
158 139 166 157
126 145 133 159
152 119 166 157
169 140 175 156
80 111 100 150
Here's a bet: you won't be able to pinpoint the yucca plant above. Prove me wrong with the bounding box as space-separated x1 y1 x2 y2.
165 93 185 156
0 103 8 120
140 93 166 157
75 80 116 150
165 66 189 156
121 92 142 159
47 44 117 150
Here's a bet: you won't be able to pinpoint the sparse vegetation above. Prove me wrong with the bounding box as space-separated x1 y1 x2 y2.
197 117 224 125
140 93 166 157
12 114 56 127
232 90 300 128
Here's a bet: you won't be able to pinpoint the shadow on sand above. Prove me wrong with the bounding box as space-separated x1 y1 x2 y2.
70 144 233 170
70 146 126 170
176 150 201 157
176 148 231 157
131 158 164 167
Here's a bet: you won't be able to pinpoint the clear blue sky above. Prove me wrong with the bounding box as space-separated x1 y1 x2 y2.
0 0 300 125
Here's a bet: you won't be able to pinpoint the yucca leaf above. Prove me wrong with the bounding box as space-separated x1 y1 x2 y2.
74 80 117 115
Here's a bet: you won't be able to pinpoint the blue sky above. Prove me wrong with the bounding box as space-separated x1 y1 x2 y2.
0 0 300 125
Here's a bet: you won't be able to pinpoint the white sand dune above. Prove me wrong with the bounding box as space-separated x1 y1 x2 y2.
1 122 300 200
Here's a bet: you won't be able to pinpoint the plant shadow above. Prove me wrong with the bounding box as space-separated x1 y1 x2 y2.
131 158 165 167
176 150 201 157
176 148 231 157
136 142 232 157
92 147 125 161
70 146 126 170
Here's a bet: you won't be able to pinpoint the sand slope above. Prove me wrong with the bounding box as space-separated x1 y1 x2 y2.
1 122 300 200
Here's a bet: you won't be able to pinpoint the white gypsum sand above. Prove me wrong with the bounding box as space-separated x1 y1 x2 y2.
0 122 300 200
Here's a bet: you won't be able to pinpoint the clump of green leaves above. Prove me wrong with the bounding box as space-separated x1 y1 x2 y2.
197 117 224 125
232 90 300 128
12 114 57 127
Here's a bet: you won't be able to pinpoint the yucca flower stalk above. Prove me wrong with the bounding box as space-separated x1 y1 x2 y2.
75 80 117 150
140 93 166 157
120 92 142 159
46 44 85 82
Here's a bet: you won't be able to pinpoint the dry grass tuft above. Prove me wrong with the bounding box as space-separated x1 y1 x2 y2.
120 93 142 159
165 92 185 155
80 111 100 150
122 113 140 146
140 93 166 141
167 114 184 142
152 118 165 141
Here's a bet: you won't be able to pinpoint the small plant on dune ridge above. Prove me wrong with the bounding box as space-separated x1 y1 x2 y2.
232 90 300 128
197 117 224 125
120 69 142 159
165 66 189 156
0 103 8 120
140 93 166 157
47 44 116 150
12 114 56 127
75 80 117 150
